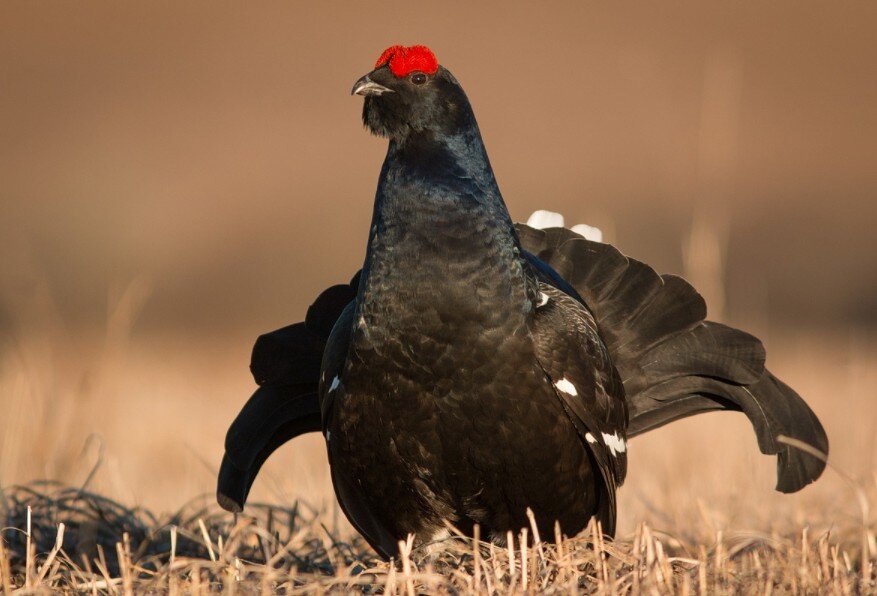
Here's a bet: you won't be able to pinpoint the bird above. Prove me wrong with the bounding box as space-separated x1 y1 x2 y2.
217 44 828 560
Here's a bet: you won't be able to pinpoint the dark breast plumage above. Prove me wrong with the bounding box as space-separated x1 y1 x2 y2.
322 285 614 550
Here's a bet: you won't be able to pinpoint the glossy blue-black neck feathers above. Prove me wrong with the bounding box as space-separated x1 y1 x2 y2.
355 79 533 349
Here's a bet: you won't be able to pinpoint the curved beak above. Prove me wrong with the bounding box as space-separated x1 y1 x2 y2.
351 74 394 97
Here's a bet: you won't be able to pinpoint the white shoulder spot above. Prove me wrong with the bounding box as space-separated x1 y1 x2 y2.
537 292 549 307
554 378 578 397
585 432 597 444
602 432 627 456
527 210 565 229
328 376 341 393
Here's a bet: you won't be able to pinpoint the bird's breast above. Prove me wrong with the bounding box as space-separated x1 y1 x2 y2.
355 205 532 359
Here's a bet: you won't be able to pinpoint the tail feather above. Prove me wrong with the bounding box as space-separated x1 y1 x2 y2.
516 223 828 492
630 371 827 492
250 278 358 387
218 278 358 513
632 321 765 393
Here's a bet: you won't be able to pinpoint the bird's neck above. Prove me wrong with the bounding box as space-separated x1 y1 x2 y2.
355 128 535 340
370 127 517 256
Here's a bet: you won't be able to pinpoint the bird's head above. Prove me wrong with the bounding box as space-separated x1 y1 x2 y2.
352 45 473 140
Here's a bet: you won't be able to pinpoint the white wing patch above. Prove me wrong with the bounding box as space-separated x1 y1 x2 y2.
602 432 627 456
537 292 549 307
328 376 341 393
554 378 578 397
585 432 597 444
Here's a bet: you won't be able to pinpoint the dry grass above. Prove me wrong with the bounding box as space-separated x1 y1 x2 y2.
0 479 874 593
1 281 876 592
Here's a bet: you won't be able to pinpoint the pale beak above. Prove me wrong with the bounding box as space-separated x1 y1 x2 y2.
351 75 394 97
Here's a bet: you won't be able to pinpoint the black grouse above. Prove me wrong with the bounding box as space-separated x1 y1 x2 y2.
217 45 828 559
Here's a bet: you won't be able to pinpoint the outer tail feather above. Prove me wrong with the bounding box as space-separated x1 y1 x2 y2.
217 279 358 512
516 223 828 492
629 371 827 492
218 386 321 511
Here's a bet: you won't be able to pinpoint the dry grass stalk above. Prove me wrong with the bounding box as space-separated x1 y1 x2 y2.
0 478 873 593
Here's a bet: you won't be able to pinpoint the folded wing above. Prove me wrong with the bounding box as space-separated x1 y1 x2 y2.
531 283 628 535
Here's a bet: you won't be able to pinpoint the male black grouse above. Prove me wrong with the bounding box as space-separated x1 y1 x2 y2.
217 45 828 559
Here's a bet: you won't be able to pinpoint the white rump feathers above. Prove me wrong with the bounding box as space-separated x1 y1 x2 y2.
526 210 603 242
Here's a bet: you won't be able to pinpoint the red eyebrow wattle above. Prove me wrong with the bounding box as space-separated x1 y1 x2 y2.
374 45 439 77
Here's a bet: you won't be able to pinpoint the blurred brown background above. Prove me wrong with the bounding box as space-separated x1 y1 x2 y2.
0 2 875 525
2 1 876 335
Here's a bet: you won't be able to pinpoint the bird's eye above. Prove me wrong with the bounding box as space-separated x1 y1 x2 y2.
410 72 427 85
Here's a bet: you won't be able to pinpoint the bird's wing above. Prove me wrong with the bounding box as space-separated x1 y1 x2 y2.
320 302 399 559
217 277 359 512
517 223 828 492
530 282 628 536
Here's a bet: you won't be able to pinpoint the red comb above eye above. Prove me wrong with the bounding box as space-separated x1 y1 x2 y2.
374 45 439 77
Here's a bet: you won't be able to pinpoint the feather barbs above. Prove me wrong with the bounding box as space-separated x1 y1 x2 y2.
374 45 439 77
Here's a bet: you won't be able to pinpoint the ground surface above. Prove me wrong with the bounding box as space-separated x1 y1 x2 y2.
1 327 875 592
